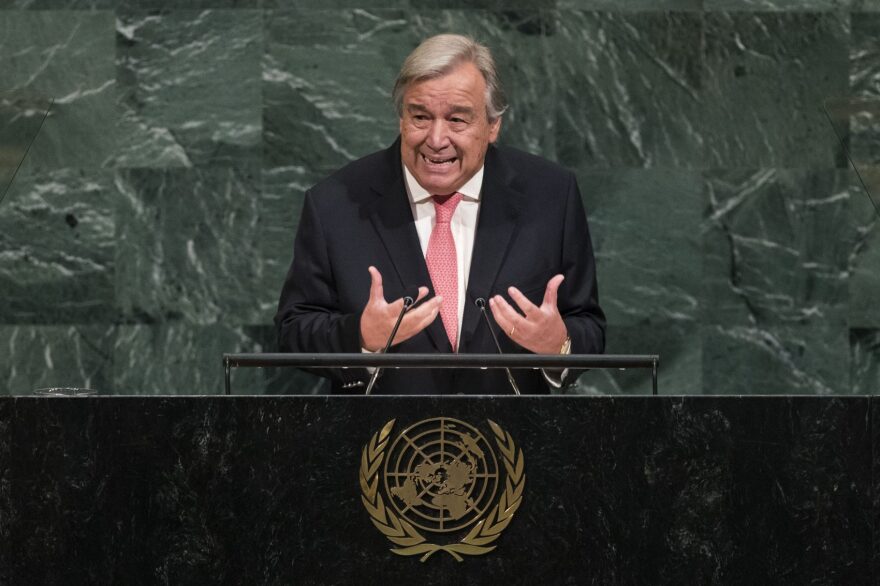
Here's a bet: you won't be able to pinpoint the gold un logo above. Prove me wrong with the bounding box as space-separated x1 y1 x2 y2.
359 417 526 562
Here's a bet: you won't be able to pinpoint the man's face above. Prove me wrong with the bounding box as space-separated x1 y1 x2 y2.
399 61 501 196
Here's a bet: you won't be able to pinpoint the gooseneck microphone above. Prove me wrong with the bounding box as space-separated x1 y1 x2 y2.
474 298 521 396
365 289 418 396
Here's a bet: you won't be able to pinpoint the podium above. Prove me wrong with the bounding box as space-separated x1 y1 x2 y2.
0 394 872 584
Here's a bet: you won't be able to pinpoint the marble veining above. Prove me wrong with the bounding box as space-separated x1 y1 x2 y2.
114 10 262 167
0 11 115 170
0 169 115 324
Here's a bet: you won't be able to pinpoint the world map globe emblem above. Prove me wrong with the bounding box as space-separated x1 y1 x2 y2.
383 417 499 533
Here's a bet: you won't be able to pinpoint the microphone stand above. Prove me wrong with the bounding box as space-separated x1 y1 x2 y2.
364 295 415 395
475 298 521 395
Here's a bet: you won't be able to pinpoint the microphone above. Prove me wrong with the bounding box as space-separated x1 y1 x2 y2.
365 288 419 395
474 297 521 396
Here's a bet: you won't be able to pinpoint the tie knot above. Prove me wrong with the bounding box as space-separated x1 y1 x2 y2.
432 192 463 223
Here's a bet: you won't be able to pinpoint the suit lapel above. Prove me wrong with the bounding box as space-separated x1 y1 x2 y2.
367 142 450 352
460 148 524 349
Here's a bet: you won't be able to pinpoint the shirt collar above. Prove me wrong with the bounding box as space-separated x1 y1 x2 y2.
403 163 484 204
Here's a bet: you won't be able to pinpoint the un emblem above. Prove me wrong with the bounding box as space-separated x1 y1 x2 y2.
359 417 526 561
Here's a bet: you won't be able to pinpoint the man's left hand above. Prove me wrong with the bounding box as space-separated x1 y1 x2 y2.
489 274 569 355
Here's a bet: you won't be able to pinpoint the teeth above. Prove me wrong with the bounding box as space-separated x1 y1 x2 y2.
422 154 455 164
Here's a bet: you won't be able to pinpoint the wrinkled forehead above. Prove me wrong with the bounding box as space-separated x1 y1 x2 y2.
400 64 490 114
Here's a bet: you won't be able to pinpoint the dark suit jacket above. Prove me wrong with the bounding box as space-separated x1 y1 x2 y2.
274 138 606 394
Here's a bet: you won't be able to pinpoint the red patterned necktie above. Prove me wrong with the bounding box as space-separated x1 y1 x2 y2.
426 192 463 351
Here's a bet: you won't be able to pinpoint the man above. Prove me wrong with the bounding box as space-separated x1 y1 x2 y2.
274 34 605 394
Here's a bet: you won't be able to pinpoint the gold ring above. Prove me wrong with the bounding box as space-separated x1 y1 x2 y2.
509 326 516 337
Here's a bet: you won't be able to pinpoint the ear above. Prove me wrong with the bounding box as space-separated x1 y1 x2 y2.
488 117 502 143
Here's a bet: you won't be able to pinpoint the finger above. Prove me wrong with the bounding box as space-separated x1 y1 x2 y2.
494 294 525 319
387 286 429 315
367 266 385 304
488 297 512 334
395 297 442 343
404 295 442 324
508 286 539 317
490 296 523 338
542 274 565 308
413 286 430 305
387 295 406 314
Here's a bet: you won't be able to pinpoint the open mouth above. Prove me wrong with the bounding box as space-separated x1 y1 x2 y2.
421 153 457 166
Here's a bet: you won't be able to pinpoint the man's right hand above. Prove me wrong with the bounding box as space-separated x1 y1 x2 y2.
360 266 442 352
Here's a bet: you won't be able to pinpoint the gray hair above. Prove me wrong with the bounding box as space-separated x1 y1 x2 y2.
392 34 508 122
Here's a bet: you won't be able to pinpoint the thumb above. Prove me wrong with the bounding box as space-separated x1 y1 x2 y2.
543 274 564 308
368 266 385 304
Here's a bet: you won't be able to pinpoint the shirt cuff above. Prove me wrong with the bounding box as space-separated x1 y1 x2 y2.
361 347 377 373
542 368 569 388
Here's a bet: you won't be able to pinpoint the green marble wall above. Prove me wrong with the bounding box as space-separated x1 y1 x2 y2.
0 1 878 395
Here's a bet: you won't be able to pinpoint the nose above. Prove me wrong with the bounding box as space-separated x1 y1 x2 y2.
425 120 451 150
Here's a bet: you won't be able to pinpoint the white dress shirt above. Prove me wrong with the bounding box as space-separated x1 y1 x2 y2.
403 164 483 347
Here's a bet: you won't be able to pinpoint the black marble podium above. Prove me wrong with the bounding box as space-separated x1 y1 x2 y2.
0 396 874 585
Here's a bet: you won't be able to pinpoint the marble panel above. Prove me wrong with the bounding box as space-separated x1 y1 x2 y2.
0 11 115 170
0 326 115 395
703 12 849 168
1 396 872 583
574 321 700 395
702 169 858 327
703 322 850 394
114 10 262 168
9 398 106 584
114 167 268 325
0 169 115 324
850 16 880 167
557 0 701 8
0 167 14 203
0 400 10 585
548 11 703 169
0 324 115 395
650 397 870 583
852 13 880 99
112 323 274 395
0 93 52 173
706 0 852 10
851 328 880 394
849 184 880 327
3 0 114 7
262 0 412 7
407 0 556 8
582 168 701 327
91 397 260 582
840 109 880 184
258 165 319 323
5 0 261 7
874 396 880 577
853 0 880 11
262 8 406 173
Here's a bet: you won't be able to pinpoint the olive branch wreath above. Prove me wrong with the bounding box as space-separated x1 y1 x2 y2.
359 418 526 562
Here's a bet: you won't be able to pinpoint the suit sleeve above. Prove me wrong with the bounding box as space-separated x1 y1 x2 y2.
274 189 367 387
557 172 607 385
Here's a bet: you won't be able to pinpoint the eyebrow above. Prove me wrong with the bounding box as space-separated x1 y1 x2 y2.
448 105 475 116
405 104 476 117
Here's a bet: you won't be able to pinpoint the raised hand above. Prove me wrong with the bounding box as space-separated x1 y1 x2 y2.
359 266 443 352
489 274 569 355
